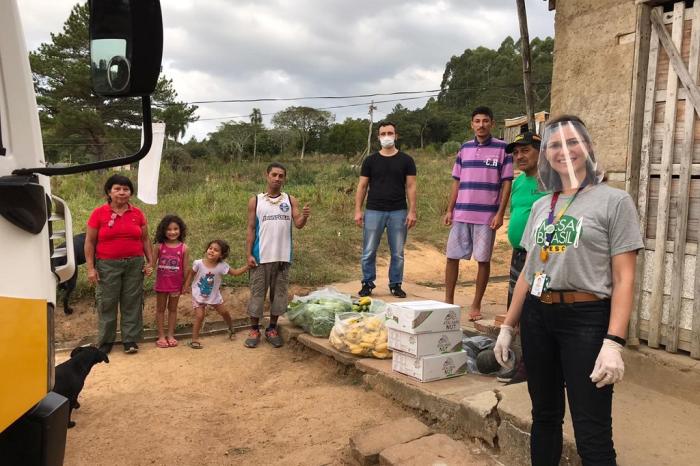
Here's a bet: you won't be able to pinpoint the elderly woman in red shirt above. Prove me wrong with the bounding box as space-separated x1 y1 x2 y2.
85 174 153 354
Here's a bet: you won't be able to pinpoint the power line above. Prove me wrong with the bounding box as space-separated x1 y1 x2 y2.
37 82 551 109
40 81 553 134
196 94 439 122
186 82 551 105
189 89 441 104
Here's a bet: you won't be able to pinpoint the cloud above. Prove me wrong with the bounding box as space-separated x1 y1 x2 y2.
17 0 554 139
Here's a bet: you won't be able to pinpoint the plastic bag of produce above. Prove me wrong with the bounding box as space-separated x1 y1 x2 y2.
350 297 387 313
285 287 353 337
329 312 391 358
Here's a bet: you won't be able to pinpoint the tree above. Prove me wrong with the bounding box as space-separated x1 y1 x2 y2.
437 36 553 128
271 106 334 160
321 118 369 157
29 3 198 163
157 77 199 143
208 121 253 162
250 108 263 162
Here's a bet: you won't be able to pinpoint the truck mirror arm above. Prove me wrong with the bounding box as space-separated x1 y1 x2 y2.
12 95 153 177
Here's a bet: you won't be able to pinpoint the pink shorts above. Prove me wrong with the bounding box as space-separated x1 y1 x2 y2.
446 222 495 262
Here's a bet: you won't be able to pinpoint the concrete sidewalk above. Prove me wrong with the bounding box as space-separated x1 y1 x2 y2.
280 281 700 466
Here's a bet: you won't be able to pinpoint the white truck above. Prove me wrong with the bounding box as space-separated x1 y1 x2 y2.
0 1 163 464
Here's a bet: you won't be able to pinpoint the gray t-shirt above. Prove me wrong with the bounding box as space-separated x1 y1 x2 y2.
520 183 644 298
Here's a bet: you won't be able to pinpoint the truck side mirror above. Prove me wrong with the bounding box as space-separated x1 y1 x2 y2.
89 0 163 97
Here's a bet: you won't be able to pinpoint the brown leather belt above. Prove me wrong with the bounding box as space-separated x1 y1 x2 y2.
538 290 603 304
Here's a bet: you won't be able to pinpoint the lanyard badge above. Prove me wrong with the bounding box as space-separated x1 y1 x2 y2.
531 272 547 297
539 187 583 262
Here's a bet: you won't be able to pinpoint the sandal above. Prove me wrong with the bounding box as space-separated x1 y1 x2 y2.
189 341 203 349
167 337 178 347
156 338 169 348
468 312 483 322
228 327 235 340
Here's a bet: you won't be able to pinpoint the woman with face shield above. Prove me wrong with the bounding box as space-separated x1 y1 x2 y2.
492 115 644 465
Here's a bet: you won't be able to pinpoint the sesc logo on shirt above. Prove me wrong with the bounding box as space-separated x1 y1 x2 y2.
535 215 584 255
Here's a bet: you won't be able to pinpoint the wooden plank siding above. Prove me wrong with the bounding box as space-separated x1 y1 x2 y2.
626 2 653 346
634 3 700 357
647 3 684 348
667 5 700 352
631 3 660 346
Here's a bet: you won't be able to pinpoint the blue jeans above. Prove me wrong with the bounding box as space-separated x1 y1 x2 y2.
361 209 407 286
521 294 615 466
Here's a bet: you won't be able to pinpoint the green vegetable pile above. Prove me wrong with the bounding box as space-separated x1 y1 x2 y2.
286 296 352 337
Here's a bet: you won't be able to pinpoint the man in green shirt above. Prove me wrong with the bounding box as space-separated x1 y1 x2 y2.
500 130 545 384
506 130 546 305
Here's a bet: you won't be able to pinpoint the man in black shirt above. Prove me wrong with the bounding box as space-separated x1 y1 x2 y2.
354 121 417 298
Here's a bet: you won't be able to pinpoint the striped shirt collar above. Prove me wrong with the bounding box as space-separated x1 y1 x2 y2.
473 135 493 146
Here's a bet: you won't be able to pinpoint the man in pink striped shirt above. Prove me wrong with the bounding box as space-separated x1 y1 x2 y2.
443 106 513 320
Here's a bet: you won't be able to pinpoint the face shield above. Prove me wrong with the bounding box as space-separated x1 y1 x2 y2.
537 119 603 192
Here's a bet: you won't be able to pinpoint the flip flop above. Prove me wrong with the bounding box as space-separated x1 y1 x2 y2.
167 337 178 347
156 338 169 348
189 341 203 349
468 313 483 322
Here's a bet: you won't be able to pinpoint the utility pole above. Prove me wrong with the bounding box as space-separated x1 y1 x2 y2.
365 100 377 157
516 0 535 132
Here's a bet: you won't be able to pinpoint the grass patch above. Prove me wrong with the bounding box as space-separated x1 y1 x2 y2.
51 151 455 299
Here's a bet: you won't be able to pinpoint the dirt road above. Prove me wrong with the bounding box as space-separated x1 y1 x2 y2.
62 336 409 466
58 239 510 465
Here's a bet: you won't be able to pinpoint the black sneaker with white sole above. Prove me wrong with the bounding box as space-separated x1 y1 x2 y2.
389 284 407 298
358 282 375 297
123 342 139 354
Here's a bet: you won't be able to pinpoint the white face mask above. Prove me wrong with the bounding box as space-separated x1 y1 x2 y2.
379 137 395 148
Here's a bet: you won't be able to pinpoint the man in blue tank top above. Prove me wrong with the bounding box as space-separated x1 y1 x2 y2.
245 162 310 348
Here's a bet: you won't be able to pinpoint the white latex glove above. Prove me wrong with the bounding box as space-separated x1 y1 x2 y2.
590 339 624 388
494 325 514 368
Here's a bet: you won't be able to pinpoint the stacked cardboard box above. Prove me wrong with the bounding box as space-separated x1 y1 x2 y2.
385 300 467 382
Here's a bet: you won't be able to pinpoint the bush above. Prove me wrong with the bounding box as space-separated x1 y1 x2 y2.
162 147 193 171
441 141 462 156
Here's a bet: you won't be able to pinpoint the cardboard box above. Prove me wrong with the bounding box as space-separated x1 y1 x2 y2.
388 328 463 357
385 300 461 334
392 350 468 382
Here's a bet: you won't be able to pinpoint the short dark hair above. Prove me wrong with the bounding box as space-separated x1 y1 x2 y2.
266 162 287 175
154 214 187 244
104 174 134 201
471 106 494 121
206 239 230 262
376 120 397 133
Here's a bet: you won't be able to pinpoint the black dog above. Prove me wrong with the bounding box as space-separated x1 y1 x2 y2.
53 346 109 428
52 233 87 315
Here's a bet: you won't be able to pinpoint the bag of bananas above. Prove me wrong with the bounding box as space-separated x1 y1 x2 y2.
328 312 391 359
351 297 387 313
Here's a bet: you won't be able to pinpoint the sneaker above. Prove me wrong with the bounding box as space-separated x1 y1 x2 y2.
504 361 528 385
389 284 407 298
497 360 527 385
358 282 375 297
244 329 261 348
98 342 113 354
265 328 283 348
123 342 139 354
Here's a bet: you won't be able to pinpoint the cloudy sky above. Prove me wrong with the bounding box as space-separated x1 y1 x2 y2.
18 0 554 140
